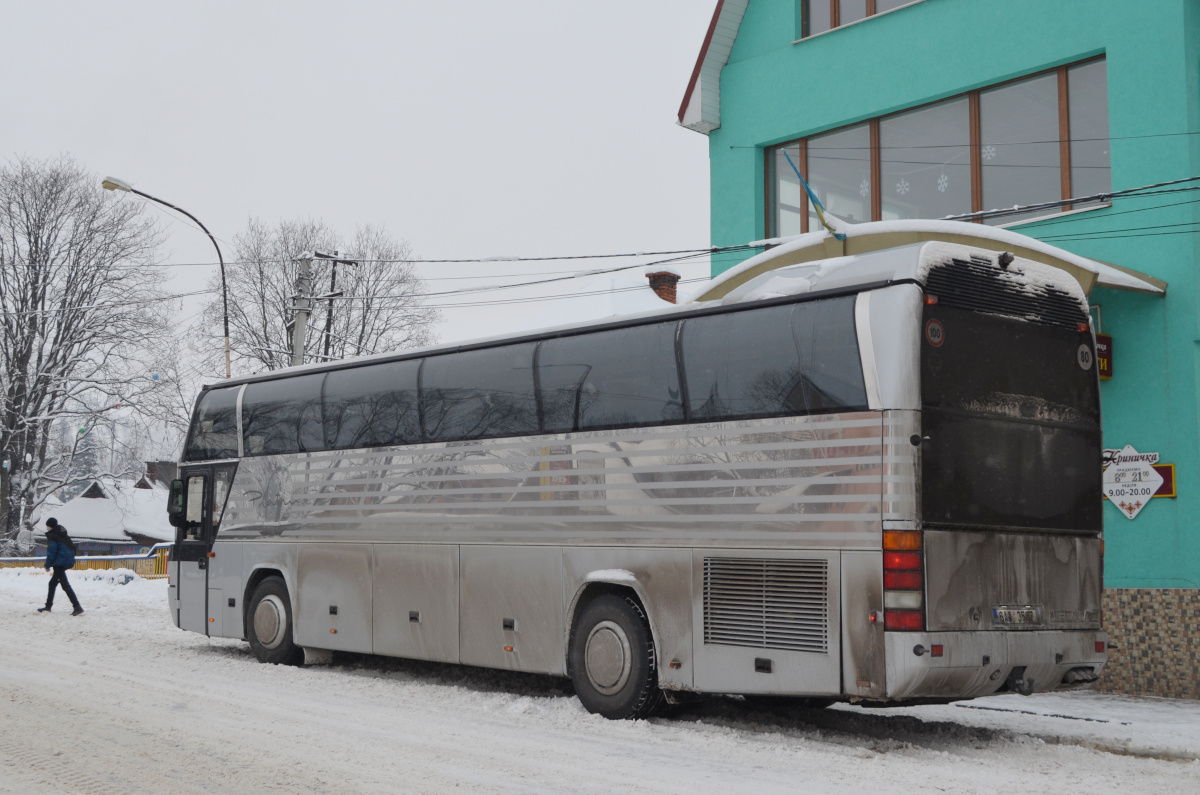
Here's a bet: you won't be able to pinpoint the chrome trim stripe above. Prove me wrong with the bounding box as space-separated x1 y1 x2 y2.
220 411 893 547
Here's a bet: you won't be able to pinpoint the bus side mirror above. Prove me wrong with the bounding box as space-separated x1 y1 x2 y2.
168 479 186 527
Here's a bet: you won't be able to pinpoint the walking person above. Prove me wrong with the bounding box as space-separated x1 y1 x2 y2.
38 518 83 616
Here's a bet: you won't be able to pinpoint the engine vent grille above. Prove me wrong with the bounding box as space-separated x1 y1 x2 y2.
925 255 1088 330
703 557 829 653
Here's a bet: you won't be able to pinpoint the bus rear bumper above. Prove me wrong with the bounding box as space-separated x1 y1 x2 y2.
882 630 1108 701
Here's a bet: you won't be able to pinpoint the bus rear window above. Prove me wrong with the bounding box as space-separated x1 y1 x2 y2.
920 307 1101 532
922 307 1099 425
185 387 240 461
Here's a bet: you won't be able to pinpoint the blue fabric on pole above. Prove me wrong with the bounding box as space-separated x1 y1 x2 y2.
781 150 847 241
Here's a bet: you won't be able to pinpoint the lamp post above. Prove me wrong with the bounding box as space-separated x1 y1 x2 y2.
101 177 232 379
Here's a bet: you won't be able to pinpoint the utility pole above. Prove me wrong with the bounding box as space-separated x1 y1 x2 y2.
319 254 355 361
291 253 314 367
290 250 352 368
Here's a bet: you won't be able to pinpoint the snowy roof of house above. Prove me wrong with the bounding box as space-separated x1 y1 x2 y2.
678 0 749 134
34 478 173 544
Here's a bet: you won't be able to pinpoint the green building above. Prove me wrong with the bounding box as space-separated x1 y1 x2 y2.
680 0 1200 698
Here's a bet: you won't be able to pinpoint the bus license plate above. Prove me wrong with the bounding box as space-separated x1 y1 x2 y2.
992 605 1043 628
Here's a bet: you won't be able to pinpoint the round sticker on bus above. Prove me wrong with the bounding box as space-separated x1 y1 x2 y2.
924 319 945 347
1077 343 1094 371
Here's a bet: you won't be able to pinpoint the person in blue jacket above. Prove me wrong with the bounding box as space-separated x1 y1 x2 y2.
38 517 83 615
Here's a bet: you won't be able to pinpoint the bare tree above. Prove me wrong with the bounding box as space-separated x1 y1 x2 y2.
0 156 174 547
203 218 438 374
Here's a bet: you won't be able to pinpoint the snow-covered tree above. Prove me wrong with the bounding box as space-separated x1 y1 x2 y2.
0 156 175 547
201 218 439 374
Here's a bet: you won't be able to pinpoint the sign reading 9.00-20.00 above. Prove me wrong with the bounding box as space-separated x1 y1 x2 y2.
1102 445 1163 520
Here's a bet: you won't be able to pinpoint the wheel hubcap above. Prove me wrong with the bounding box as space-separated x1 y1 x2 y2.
253 595 287 649
585 620 632 695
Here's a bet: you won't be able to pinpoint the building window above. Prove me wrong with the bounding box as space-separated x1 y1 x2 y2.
1067 60 1112 207
765 58 1109 236
880 97 971 222
807 124 872 226
801 0 915 38
980 73 1061 225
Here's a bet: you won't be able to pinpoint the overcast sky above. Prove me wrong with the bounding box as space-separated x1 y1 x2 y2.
0 1 717 364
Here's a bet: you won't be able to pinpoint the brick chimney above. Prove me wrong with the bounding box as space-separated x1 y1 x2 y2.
646 271 680 304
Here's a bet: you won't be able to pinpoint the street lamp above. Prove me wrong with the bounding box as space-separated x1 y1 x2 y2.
101 177 232 379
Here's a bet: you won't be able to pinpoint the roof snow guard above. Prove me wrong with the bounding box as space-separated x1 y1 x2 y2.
678 0 749 133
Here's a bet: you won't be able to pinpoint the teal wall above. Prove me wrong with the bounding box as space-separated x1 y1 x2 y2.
706 0 1200 588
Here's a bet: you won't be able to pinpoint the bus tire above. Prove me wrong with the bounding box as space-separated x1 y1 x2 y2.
569 594 662 720
247 576 303 666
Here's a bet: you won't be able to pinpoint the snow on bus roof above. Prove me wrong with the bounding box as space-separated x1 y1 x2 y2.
697 218 1164 302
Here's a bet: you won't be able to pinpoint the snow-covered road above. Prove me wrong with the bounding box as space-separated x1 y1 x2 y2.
1 569 1197 794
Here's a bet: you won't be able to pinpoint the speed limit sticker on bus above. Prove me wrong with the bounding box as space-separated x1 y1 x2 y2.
924 319 945 347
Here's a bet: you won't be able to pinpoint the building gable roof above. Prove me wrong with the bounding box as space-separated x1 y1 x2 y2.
678 0 749 134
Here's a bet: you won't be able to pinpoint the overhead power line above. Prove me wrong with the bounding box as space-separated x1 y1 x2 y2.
943 175 1200 223
143 244 756 269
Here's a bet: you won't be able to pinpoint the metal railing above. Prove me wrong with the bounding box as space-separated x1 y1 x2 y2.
0 543 171 579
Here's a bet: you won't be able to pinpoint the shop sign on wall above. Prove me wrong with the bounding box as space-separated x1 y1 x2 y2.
1095 334 1112 380
1102 446 1169 519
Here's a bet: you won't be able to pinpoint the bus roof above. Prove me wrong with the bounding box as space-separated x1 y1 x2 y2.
201 220 1161 391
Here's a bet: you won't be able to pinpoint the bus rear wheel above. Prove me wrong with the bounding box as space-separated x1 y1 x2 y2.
569 594 662 720
247 576 303 666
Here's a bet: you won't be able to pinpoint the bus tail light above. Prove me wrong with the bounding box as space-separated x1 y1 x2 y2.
1096 641 1106 653
885 610 924 631
884 571 922 590
883 530 924 632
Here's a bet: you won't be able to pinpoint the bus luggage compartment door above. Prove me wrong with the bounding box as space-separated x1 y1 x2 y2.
460 546 563 675
293 544 373 654
692 550 841 695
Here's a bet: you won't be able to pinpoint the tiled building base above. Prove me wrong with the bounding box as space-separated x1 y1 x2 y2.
1097 588 1200 700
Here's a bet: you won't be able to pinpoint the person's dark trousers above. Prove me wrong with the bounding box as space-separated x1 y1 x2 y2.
45 567 81 611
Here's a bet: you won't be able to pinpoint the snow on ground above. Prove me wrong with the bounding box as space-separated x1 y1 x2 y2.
1 568 1198 794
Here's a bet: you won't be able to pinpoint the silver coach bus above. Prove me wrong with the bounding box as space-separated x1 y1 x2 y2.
168 234 1108 719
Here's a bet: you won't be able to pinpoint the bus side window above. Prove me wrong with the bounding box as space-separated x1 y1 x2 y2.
242 373 326 456
422 344 538 442
682 303 799 421
323 359 421 450
681 298 868 422
789 298 868 411
538 322 683 433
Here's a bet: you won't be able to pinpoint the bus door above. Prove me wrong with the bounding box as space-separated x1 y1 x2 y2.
175 467 214 634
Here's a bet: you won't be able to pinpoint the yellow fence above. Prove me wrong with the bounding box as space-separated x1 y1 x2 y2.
0 543 171 579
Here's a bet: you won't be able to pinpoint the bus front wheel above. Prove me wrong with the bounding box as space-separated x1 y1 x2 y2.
569 594 662 720
247 576 303 666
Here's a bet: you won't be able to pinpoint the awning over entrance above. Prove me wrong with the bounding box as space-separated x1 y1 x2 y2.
693 219 1166 302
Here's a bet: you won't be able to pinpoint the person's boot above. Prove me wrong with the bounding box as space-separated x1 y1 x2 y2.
37 606 51 613
71 606 84 616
